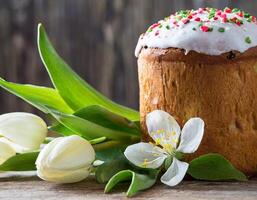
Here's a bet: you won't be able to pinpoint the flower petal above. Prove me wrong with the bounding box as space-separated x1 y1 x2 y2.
37 165 90 183
0 112 47 152
146 110 181 151
161 157 189 187
36 136 95 183
177 118 205 153
0 137 22 153
35 137 63 167
124 142 167 169
37 136 95 170
93 160 104 167
0 139 16 165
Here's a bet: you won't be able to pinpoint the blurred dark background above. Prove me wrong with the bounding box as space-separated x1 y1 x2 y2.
0 0 256 114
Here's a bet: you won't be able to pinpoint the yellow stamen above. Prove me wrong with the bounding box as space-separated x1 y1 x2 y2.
172 138 178 144
142 158 148 167
171 131 176 136
157 129 164 134
155 138 161 145
163 143 173 154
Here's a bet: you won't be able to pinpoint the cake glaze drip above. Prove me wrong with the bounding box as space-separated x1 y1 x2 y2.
135 8 257 57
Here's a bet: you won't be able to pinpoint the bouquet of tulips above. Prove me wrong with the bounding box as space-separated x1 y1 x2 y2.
0 24 247 197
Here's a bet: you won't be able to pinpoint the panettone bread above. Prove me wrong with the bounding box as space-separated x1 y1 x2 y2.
136 8 257 175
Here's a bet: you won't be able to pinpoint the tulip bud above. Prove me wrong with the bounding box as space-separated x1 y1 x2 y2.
0 139 16 165
0 112 47 153
36 135 95 183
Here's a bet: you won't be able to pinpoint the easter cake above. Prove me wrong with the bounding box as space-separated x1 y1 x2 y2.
136 8 257 175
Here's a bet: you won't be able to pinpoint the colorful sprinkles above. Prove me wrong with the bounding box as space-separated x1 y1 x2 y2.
245 36 252 44
145 7 257 45
218 27 225 32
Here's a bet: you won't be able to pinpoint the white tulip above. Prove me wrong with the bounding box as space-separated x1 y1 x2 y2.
0 112 47 153
0 139 16 165
36 135 95 184
124 110 204 187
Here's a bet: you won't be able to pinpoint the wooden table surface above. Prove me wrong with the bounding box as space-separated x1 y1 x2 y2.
1 172 257 200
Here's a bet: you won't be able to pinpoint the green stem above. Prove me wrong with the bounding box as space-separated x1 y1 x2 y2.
93 137 140 152
175 152 184 160
43 137 55 144
90 137 107 145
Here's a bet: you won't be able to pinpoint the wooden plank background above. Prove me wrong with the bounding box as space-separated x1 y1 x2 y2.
0 0 256 115
1 172 257 200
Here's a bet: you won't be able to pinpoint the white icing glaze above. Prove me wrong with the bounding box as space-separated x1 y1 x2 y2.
135 8 257 57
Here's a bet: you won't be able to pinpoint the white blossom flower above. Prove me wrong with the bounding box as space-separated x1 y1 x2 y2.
0 112 47 153
36 135 95 184
124 110 204 187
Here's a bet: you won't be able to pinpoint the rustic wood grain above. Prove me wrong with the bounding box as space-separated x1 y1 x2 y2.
0 0 257 116
0 172 257 200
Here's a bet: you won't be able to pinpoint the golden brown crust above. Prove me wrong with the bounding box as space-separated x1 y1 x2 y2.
138 47 257 176
139 46 257 64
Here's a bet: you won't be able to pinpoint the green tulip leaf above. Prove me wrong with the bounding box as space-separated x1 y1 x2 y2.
187 153 248 181
105 169 159 197
50 105 140 137
50 123 77 137
94 141 128 162
74 106 140 135
95 152 130 183
0 78 73 114
0 152 39 171
37 23 139 121
46 107 140 142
